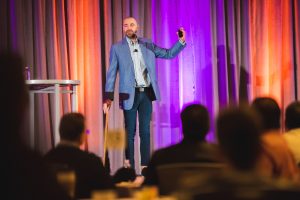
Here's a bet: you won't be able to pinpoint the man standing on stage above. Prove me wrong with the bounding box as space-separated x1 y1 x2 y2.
103 17 186 171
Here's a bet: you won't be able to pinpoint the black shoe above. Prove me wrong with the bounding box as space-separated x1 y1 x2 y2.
141 166 148 176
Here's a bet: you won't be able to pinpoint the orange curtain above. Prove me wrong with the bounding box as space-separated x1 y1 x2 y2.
249 0 295 109
67 0 103 155
24 0 103 154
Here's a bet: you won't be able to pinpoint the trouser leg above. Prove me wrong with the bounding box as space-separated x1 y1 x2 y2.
138 92 152 166
123 93 139 169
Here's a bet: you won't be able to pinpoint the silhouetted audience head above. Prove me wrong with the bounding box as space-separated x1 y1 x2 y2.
180 103 210 141
113 167 136 184
285 101 300 131
251 97 281 131
217 106 262 171
59 112 85 144
0 52 29 143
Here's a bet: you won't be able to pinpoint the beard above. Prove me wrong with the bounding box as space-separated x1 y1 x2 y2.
126 30 137 39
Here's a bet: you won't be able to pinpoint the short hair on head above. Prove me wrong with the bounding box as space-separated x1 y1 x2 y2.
285 101 300 130
123 16 138 23
59 112 85 141
123 16 136 20
217 106 262 170
180 103 210 141
251 97 281 131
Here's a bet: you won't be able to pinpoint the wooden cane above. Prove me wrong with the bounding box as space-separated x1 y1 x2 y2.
103 111 109 165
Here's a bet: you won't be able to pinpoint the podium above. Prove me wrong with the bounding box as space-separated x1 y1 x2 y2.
26 79 80 148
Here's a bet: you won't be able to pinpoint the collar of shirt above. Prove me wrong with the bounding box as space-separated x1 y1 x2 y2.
126 36 138 45
126 36 140 54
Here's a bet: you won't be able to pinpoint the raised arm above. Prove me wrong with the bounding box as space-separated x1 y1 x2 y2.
153 27 186 59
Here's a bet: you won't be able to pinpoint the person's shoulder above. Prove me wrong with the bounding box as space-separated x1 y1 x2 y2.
85 151 101 159
63 149 104 168
43 146 62 159
114 40 123 46
113 38 127 46
138 37 153 44
151 143 181 159
110 39 127 52
84 151 103 163
285 128 300 136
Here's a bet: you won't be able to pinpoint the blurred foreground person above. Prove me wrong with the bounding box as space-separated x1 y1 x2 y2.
251 97 298 181
1 52 70 200
144 103 221 189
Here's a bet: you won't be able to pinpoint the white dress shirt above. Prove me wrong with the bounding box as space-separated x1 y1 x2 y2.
126 37 150 88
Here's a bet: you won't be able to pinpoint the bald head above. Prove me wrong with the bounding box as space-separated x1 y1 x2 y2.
123 17 138 39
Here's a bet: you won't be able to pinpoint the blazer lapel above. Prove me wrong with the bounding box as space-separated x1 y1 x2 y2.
121 38 134 68
138 38 150 69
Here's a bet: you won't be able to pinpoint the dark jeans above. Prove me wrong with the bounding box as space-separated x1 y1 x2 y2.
124 89 152 170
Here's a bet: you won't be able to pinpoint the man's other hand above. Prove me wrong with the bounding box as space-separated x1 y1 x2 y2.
103 99 112 114
177 27 186 44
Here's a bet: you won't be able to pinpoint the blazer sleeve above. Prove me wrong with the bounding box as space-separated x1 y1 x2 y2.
104 45 118 100
152 41 186 59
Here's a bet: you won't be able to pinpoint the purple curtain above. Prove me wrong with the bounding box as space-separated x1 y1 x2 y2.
151 0 251 149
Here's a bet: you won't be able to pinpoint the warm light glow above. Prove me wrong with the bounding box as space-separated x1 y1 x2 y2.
67 0 102 155
249 0 295 108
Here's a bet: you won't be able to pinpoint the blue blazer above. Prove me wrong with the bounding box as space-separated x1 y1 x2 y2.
105 37 186 110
